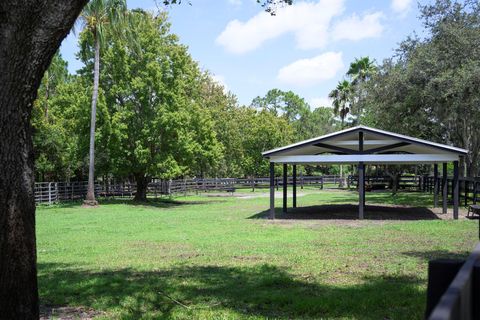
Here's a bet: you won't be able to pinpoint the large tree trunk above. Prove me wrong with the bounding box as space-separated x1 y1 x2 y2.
0 1 88 318
85 35 100 205
134 174 151 202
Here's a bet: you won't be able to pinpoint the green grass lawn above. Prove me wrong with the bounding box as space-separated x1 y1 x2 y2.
37 189 478 319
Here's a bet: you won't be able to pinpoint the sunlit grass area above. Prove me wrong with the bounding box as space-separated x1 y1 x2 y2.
37 189 477 319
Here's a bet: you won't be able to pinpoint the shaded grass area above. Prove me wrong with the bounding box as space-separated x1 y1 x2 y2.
36 190 478 319
252 204 441 220
39 263 424 319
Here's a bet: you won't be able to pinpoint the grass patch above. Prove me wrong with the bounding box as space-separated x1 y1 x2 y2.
37 189 477 319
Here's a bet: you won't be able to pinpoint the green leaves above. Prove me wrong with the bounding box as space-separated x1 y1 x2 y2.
95 11 222 180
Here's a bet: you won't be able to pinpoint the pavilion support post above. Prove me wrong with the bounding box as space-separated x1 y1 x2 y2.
453 160 459 220
433 164 439 208
358 162 365 220
293 164 297 208
283 163 287 214
442 163 448 214
269 162 275 219
363 165 366 208
358 131 365 215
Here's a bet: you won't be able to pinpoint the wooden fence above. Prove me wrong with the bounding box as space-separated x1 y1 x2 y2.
423 176 480 207
34 176 330 205
36 174 480 206
348 175 422 190
35 181 102 204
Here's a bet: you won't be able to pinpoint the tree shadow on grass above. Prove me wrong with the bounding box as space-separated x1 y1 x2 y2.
101 198 223 209
39 198 220 210
402 249 471 261
38 262 425 319
250 204 440 220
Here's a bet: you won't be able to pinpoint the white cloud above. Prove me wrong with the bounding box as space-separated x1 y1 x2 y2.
277 51 344 87
391 0 412 15
216 0 345 54
310 97 332 108
332 12 384 41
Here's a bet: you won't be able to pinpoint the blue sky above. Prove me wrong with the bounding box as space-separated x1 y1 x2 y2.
60 0 423 107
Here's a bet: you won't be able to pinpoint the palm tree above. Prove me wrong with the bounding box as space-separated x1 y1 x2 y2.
328 79 352 188
347 57 377 123
328 80 352 129
347 56 377 84
77 0 128 205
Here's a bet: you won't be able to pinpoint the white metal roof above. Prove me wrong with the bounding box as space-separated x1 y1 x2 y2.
262 125 467 164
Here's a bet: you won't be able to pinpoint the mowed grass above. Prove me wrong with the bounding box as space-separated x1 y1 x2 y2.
36 189 478 319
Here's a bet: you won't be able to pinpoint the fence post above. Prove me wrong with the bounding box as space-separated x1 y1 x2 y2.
48 182 52 205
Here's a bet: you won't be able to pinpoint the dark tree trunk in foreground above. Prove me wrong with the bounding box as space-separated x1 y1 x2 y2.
0 1 88 318
134 174 151 202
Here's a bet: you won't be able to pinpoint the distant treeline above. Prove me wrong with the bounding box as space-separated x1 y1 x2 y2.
33 1 480 200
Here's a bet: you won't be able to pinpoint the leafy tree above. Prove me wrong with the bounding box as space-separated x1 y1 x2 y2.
33 55 112 182
361 0 480 175
252 89 325 143
251 89 310 123
36 54 69 121
32 54 71 181
52 76 112 181
99 11 222 200
241 108 294 177
296 107 335 140
196 74 244 177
